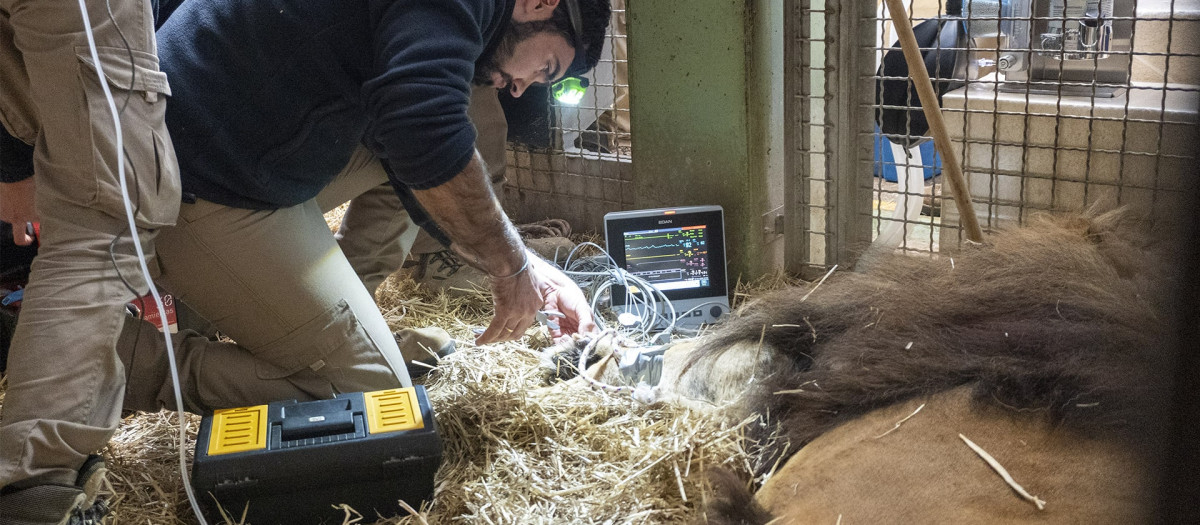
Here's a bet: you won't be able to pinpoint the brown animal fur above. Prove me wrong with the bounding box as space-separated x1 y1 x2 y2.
753 386 1157 523
703 212 1173 457
700 469 773 525
689 210 1178 522
542 211 1178 523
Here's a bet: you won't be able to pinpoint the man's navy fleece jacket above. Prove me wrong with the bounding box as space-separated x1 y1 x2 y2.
158 0 513 210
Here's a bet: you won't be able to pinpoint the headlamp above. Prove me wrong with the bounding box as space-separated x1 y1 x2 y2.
553 76 588 105
554 0 590 105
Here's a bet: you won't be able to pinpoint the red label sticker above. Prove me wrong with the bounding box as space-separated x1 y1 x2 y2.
130 293 178 334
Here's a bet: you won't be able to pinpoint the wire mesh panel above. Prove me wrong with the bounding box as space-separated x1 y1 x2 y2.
787 0 1199 269
501 0 633 234
938 0 1200 247
785 0 878 274
869 0 960 255
785 0 830 273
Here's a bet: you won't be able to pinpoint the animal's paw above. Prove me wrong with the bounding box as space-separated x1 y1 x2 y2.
539 333 595 382
538 331 633 383
631 384 660 404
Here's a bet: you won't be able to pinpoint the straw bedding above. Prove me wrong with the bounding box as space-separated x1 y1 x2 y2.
0 238 790 524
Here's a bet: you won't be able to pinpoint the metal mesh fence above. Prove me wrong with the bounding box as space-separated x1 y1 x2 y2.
786 0 879 275
938 0 1199 248
500 0 633 234
788 0 1199 271
786 0 835 274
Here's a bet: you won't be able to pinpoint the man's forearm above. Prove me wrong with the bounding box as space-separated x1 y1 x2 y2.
410 152 526 277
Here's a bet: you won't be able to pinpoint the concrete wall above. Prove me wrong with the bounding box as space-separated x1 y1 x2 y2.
627 0 785 282
941 86 1199 240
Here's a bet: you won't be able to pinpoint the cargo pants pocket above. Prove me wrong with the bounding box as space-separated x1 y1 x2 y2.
74 46 180 228
251 300 401 397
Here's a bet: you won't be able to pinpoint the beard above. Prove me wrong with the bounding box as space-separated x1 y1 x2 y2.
473 20 563 87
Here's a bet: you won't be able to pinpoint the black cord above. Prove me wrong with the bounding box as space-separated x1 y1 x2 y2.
109 150 146 364
103 0 137 115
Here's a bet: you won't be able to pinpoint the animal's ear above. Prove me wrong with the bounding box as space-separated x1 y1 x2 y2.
1084 206 1151 241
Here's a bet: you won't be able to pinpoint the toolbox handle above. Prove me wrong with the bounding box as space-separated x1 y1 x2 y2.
279 398 356 441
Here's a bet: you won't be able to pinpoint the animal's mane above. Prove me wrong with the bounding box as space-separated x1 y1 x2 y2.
692 210 1180 477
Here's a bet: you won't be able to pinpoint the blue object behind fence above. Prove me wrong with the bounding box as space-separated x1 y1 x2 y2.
873 125 942 182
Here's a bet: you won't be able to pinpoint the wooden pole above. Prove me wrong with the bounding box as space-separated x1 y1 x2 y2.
882 0 985 243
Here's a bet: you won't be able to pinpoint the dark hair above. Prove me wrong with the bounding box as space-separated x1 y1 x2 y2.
550 0 611 75
475 0 612 86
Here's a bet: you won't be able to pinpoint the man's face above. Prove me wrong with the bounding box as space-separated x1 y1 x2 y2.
476 25 576 98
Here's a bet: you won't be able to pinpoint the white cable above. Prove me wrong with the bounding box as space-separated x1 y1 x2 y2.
76 2 208 523
556 242 691 345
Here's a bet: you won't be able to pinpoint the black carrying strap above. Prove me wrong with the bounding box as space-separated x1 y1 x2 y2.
380 160 453 249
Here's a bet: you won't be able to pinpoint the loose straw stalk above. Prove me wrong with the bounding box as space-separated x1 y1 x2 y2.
882 0 984 242
959 433 1047 510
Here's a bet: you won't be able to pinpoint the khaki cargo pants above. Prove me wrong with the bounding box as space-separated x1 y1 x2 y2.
0 0 454 492
117 145 417 418
118 85 511 417
124 85 512 417
0 0 180 489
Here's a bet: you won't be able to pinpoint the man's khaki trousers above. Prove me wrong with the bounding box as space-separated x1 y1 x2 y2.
118 145 416 416
118 93 508 414
122 87 512 416
0 0 179 489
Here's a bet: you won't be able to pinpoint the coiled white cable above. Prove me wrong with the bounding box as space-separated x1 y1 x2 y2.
557 242 723 345
75 1 208 522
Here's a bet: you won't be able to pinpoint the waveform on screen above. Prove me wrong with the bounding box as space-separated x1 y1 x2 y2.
622 225 710 291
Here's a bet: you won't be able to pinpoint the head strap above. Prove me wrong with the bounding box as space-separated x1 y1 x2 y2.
562 0 590 78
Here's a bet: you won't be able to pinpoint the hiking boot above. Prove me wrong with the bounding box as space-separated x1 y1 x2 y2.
395 327 456 377
74 455 106 507
0 484 86 525
65 500 110 525
0 483 110 524
0 454 109 525
403 250 488 297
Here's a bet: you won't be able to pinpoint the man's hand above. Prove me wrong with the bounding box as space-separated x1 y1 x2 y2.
409 152 597 345
0 178 37 245
475 250 597 345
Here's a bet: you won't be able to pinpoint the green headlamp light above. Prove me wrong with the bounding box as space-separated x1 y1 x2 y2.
553 0 589 105
552 76 588 105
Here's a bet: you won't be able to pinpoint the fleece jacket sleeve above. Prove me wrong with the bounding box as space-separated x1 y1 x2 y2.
364 0 494 190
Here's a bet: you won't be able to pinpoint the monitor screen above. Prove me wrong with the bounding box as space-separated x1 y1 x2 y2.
621 225 711 292
604 206 727 307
